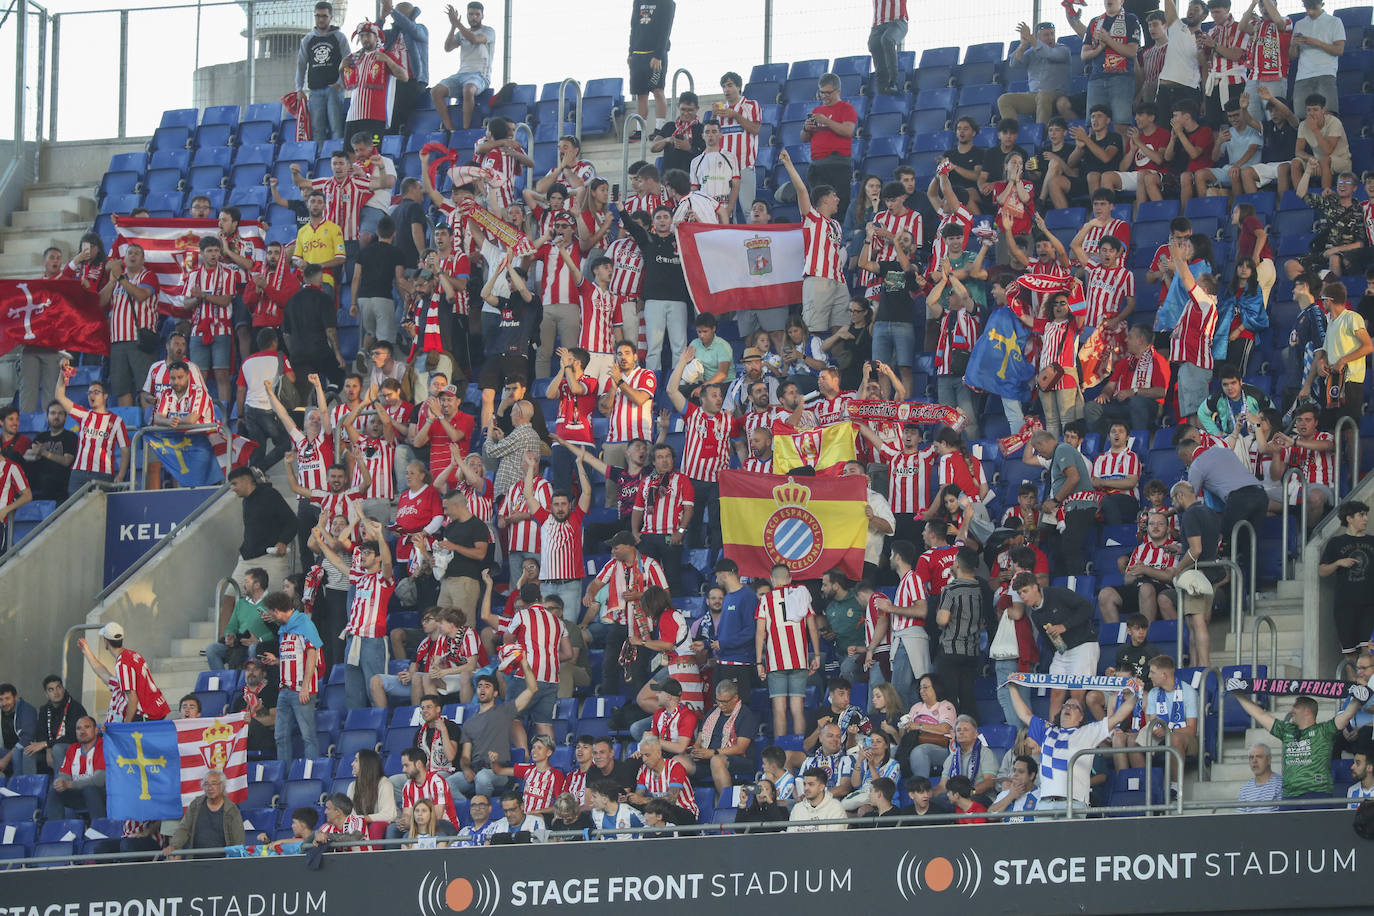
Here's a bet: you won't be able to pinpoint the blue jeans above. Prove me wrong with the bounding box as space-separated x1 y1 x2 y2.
447 767 510 799
309 87 346 141
206 640 230 671
276 689 319 763
1087 73 1134 125
872 320 916 370
994 658 1024 728
936 374 980 439
889 629 930 710
1001 396 1025 433
629 715 653 742
867 20 908 93
839 652 887 706
46 784 106 820
909 742 949 779
345 635 389 710
541 580 585 626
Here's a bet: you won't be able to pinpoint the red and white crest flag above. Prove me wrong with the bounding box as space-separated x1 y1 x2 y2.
677 223 804 314
175 713 249 807
112 216 266 318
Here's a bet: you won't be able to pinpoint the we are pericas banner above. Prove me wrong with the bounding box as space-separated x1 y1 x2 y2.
0 279 109 356
719 469 866 580
676 223 803 314
111 216 266 318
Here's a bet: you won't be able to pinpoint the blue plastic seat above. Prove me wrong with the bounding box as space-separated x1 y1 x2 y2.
193 689 229 716
921 47 960 68
344 706 387 736
287 756 334 780
788 58 829 79
99 193 142 215
280 778 325 809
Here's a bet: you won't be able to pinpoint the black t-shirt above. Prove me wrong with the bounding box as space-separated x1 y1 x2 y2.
652 121 706 176
1321 534 1374 608
944 146 982 190
283 286 339 353
357 241 407 298
1076 132 1124 176
874 260 919 325
390 199 427 267
282 199 309 231
804 704 849 739
700 703 762 750
444 515 491 580
981 143 1030 186
25 429 78 501
1030 141 1076 186
1263 118 1297 163
1113 640 1160 681
1180 502 1223 581
303 28 347 89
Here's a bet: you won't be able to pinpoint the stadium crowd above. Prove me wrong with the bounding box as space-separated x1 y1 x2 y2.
5 0 1374 856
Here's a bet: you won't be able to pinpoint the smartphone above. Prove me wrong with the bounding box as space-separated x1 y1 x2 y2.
611 183 621 202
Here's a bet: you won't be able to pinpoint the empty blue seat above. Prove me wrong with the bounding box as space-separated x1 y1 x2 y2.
280 778 325 809
336 728 381 762
99 193 142 215
915 87 956 111
831 55 871 76
921 47 960 68
344 706 387 736
143 189 183 215
160 108 198 129
958 83 1003 107
287 757 333 780
964 41 1006 65
193 689 229 716
788 58 829 79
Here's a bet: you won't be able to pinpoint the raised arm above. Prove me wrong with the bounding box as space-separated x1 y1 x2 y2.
777 149 811 215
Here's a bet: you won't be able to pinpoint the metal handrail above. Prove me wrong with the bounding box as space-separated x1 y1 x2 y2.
214 575 243 631
93 483 230 602
1279 468 1307 580
512 121 534 188
621 113 650 192
0 479 128 572
131 424 222 490
1066 743 1185 819
1193 557 1244 646
1202 665 1227 771
1248 614 1278 676
670 68 695 110
1333 414 1360 505
1229 518 1257 610
556 77 583 139
60 622 104 699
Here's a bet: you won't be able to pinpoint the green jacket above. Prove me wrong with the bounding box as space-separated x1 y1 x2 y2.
224 597 274 641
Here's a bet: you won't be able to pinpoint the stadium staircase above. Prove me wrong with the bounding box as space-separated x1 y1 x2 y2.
0 140 147 278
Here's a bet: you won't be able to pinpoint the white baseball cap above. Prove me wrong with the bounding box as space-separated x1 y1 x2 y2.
99 622 125 641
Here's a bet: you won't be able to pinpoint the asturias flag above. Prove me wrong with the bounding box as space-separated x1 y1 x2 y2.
106 714 249 820
719 470 866 580
964 306 1035 400
146 429 224 486
771 422 857 475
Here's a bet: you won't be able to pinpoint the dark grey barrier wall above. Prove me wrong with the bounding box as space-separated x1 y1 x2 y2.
0 811 1363 916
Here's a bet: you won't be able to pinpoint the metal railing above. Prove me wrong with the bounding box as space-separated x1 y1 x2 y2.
60 622 105 697
1279 468 1307 580
512 121 534 185
1333 414 1360 505
670 68 695 110
1066 743 1185 819
556 78 582 140
130 424 222 491
213 574 243 632
621 114 650 192
1248 614 1278 676
1229 518 1257 610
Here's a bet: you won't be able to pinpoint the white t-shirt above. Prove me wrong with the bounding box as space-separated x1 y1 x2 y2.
363 156 398 212
1292 12 1346 80
689 149 740 203
457 25 497 79
238 352 288 411
1159 18 1201 89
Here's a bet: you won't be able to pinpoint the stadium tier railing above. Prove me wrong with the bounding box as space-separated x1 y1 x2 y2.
1067 741 1186 819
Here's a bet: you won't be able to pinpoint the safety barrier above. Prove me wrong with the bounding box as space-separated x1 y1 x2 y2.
621 113 650 191
1229 517 1257 611
670 68 694 110
59 622 106 694
1066 742 1185 818
0 479 128 568
1279 468 1307 580
556 77 583 140
1248 614 1279 676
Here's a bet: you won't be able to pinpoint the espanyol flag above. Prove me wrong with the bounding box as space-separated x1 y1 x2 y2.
963 306 1035 400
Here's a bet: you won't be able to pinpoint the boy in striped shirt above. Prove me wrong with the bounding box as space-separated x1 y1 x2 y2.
755 564 822 740
54 371 129 495
779 148 848 334
99 243 160 407
316 517 394 711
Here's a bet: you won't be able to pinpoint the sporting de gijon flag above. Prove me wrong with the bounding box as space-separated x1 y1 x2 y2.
0 279 109 356
111 216 266 318
771 421 856 475
719 470 866 580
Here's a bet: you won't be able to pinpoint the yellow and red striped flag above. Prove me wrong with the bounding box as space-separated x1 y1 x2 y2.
770 422 857 475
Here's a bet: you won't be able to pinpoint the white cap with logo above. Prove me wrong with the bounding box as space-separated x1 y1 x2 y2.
99 622 125 641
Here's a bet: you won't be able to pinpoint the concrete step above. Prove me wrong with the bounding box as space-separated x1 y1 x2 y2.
188 620 217 639
40 138 151 187
1191 778 1267 802
1222 628 1304 653
158 673 200 700
1245 727 1281 749
1210 759 1284 782
1275 576 1304 600
0 233 71 258
0 252 44 277
172 636 210 657
152 655 211 675
9 209 83 230
23 184 96 215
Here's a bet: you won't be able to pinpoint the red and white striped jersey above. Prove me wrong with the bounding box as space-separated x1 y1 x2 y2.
103 674 127 725
402 769 458 824
863 593 890 652
813 393 853 428
1083 264 1135 327
438 252 470 317
1248 16 1290 81
888 567 928 633
1079 219 1131 267
0 458 27 507
341 47 402 126
319 813 366 837
935 450 987 497
114 649 170 720
476 140 522 212
1021 258 1074 315
916 544 958 597
873 0 908 25
501 478 551 554
871 207 924 261
755 585 814 671
622 188 671 215
1207 16 1249 85
155 385 215 425
743 454 773 473
651 704 700 745
311 175 373 241
802 209 844 281
633 472 695 535
330 402 370 440
142 360 206 403
1127 538 1179 571
62 740 105 778
289 429 335 494
928 206 974 271
578 281 619 354
513 763 565 812
279 630 321 693
313 487 361 532
65 405 129 475
346 568 393 638
510 602 567 683
1169 286 1218 368
606 236 644 299
636 758 698 818
351 435 396 500
554 375 599 444
878 442 934 515
745 406 789 435
218 231 263 287
607 366 658 442
539 243 581 305
188 262 237 338
1362 200 1374 246
934 308 979 375
717 96 762 168
1289 432 1335 487
658 610 705 710
546 159 596 187
533 504 585 581
564 768 589 806
1037 318 1078 388
593 554 669 626
107 268 160 343
680 404 742 483
1092 447 1142 499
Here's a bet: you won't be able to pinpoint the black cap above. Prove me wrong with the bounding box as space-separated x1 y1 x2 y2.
654 678 683 697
